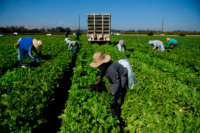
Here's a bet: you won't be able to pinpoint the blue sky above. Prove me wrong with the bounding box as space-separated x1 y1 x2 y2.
0 0 200 31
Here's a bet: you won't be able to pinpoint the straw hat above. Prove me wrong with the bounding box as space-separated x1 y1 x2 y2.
90 52 111 68
166 38 170 41
33 39 42 49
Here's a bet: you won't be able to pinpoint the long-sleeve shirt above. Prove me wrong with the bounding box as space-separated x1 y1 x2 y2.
102 61 128 95
64 38 77 50
149 40 165 51
19 37 36 60
117 40 125 52
168 38 178 47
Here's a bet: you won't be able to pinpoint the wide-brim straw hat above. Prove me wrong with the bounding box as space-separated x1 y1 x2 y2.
33 39 42 49
90 52 111 68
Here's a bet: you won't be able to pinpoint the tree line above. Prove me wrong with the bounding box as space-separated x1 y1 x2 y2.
0 26 199 35
112 29 200 36
0 26 72 34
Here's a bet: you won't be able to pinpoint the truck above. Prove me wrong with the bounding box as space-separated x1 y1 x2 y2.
87 13 111 43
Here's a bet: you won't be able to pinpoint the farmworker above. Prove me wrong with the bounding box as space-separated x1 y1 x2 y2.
72 42 80 54
16 37 42 67
65 31 70 37
166 38 178 49
117 40 126 52
148 40 165 51
75 31 80 40
64 38 80 54
90 52 137 114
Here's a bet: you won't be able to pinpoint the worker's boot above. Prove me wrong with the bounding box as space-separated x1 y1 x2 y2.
21 63 26 68
19 61 25 68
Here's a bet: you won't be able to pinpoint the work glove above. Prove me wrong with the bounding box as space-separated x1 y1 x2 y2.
95 79 101 85
35 58 40 63
21 64 26 68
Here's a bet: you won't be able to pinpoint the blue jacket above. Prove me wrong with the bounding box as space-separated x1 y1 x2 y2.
19 37 35 60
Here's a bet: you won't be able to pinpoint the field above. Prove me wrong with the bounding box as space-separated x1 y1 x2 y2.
0 35 199 133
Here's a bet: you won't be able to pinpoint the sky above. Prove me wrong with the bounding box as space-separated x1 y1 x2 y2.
0 0 200 31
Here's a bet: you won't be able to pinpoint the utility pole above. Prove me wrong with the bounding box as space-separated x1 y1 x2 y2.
78 15 80 32
161 18 164 32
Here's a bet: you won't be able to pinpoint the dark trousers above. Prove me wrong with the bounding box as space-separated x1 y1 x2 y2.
112 87 127 115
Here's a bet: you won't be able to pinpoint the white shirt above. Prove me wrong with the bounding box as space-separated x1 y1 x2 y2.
64 38 76 50
117 40 125 52
148 40 165 51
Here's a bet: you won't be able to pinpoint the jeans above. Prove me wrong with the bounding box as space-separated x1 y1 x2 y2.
17 48 24 62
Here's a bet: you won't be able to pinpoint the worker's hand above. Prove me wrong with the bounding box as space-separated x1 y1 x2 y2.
95 79 101 85
38 52 42 58
35 58 40 63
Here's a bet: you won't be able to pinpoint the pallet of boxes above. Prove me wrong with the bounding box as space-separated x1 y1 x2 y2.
87 13 111 44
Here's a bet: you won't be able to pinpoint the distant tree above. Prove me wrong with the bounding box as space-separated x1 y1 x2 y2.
179 33 186 36
56 27 65 32
64 27 71 33
148 31 154 36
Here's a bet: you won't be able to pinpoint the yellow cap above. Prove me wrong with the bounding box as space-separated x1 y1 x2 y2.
166 38 170 41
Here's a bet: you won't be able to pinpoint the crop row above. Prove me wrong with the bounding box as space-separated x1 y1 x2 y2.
0 37 73 133
0 36 19 75
129 51 200 88
121 56 200 132
113 35 200 73
0 35 67 76
1 35 199 132
119 36 200 132
119 36 200 73
59 35 200 132
59 37 125 133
